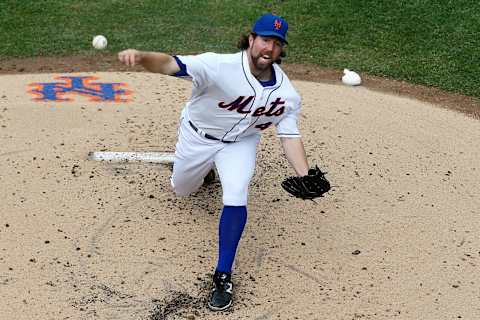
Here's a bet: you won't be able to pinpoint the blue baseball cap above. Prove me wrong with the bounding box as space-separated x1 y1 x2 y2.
252 13 289 44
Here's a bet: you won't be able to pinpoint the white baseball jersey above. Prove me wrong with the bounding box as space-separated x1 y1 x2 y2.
175 51 301 142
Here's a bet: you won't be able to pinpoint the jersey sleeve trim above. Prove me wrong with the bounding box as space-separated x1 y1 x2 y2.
173 56 188 77
277 133 301 138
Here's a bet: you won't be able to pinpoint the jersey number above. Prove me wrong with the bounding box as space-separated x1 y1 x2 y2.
255 122 272 130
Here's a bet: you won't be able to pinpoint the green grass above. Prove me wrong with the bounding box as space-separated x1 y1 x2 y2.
1 0 479 97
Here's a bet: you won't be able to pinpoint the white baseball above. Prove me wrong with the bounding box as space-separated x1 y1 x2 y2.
342 69 362 86
92 35 108 50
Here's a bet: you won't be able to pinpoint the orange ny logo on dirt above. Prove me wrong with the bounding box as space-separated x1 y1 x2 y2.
274 19 282 30
28 76 132 102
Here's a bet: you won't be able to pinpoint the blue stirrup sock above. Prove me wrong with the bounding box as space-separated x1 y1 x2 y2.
215 205 248 274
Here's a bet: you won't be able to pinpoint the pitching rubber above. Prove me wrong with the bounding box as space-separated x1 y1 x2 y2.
88 151 175 163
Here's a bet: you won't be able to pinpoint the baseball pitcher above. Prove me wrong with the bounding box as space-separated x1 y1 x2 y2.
118 13 330 311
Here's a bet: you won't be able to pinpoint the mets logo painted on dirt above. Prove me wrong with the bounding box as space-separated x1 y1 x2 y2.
28 76 132 102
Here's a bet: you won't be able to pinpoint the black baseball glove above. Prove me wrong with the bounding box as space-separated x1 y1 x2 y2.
281 165 331 200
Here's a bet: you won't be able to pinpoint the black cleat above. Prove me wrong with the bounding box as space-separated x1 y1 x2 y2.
207 271 233 311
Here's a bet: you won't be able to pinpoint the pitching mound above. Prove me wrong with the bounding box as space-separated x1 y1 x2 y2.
1 71 479 320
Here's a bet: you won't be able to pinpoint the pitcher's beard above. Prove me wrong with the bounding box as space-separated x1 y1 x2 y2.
251 53 273 76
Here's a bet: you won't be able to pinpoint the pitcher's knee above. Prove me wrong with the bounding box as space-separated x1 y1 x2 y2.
174 188 191 197
170 176 197 197
170 177 189 197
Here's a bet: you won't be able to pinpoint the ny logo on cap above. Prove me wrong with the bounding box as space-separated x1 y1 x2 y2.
274 19 282 30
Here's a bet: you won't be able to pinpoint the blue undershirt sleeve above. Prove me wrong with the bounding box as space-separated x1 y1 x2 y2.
173 56 188 77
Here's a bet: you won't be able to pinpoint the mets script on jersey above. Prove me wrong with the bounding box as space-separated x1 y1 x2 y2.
176 51 301 142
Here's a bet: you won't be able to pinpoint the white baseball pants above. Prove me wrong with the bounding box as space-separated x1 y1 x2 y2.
170 117 260 206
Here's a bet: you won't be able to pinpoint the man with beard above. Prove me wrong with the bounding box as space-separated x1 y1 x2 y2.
118 13 311 311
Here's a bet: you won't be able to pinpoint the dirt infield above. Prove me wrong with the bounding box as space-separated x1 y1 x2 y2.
1 59 479 320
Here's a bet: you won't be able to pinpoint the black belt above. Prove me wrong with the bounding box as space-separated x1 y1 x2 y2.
189 121 234 143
